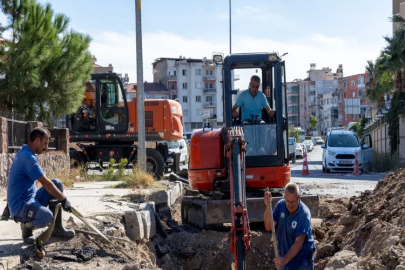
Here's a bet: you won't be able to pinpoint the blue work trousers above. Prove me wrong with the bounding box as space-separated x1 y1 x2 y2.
14 179 63 228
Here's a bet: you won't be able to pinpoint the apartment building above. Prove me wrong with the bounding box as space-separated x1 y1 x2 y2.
287 80 300 126
153 57 223 137
338 74 369 127
320 91 339 134
299 63 343 133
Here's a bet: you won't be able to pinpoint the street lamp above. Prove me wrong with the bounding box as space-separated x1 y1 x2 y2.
229 0 232 54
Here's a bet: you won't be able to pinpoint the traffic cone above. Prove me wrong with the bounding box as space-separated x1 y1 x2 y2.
301 151 310 175
352 152 360 175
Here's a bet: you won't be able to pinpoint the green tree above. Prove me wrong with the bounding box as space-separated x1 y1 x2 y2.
288 125 301 143
0 0 93 121
366 15 405 154
309 115 318 130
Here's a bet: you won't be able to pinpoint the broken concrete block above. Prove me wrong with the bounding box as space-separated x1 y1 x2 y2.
170 183 182 205
148 190 169 206
139 202 155 212
140 210 156 239
125 211 144 241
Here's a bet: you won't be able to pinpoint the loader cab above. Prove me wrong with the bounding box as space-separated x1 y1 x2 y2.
68 73 129 134
221 53 289 168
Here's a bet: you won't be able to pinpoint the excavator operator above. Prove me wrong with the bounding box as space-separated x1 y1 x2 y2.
232 75 275 124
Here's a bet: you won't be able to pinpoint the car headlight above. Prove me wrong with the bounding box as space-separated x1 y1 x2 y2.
328 150 336 156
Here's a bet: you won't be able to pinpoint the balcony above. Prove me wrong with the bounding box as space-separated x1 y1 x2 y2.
309 100 317 106
203 113 217 120
203 88 217 94
204 75 216 81
204 101 217 107
357 83 366 89
331 103 338 108
168 75 177 81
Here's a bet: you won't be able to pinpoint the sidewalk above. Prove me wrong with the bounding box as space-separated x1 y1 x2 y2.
0 181 145 268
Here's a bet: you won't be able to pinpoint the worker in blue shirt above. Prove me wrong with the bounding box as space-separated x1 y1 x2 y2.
6 128 74 244
232 75 274 124
264 182 316 270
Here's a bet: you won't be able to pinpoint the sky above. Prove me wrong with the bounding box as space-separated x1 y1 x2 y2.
0 0 393 88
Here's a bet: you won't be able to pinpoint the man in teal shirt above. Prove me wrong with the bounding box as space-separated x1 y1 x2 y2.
232 75 274 123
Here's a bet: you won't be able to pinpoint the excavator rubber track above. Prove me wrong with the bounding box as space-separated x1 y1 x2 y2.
181 195 319 229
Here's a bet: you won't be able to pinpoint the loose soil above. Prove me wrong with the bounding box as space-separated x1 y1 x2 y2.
13 168 405 269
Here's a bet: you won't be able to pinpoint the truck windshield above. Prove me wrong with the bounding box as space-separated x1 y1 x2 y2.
328 134 359 148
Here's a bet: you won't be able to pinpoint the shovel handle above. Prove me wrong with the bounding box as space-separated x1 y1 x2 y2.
265 188 280 269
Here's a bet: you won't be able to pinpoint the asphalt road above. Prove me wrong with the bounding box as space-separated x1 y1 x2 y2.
291 145 384 197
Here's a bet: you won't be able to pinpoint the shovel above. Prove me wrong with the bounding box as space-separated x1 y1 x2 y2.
265 188 280 270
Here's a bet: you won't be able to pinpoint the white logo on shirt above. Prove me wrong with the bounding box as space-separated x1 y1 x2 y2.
28 211 33 218
280 212 285 218
292 221 297 229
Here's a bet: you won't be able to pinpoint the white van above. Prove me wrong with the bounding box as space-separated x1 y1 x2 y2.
321 130 372 173
164 139 188 165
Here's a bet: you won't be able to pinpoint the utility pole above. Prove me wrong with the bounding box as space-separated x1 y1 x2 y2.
229 0 232 54
135 0 146 171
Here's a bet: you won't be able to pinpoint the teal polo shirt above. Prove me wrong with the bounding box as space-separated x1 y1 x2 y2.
236 89 269 122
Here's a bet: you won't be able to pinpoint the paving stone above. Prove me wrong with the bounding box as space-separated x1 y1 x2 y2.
125 211 144 241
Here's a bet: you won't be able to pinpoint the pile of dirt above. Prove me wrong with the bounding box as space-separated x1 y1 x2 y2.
313 169 405 269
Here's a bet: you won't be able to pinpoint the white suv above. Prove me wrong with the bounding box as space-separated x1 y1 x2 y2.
322 130 371 173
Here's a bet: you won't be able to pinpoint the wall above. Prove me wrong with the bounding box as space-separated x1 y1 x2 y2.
0 153 70 188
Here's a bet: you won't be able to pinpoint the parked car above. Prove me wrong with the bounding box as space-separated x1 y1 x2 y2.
311 136 324 145
288 137 297 163
164 139 188 165
322 130 372 173
303 140 314 151
295 143 305 158
302 141 312 152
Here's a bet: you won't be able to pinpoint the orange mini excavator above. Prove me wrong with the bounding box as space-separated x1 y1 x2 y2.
181 53 319 269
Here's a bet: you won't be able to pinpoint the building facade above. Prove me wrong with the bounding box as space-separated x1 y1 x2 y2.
287 80 300 127
153 57 223 137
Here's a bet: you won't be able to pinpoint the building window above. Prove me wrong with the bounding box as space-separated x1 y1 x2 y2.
182 83 187 89
344 82 347 88
206 69 213 75
205 82 213 89
182 69 187 76
345 115 347 121
195 69 201 76
344 93 347 98
183 109 188 116
169 84 175 90
206 96 213 102
351 80 355 86
183 96 188 102
196 109 201 116
196 96 201 102
352 92 355 98
195 82 201 89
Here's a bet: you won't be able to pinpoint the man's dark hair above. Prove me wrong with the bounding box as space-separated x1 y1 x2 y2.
251 75 261 83
29 127 50 142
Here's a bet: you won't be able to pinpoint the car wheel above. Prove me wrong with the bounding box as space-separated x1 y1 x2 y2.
322 164 325 172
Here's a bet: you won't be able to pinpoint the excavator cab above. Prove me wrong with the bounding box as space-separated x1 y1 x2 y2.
223 53 290 190
68 73 129 134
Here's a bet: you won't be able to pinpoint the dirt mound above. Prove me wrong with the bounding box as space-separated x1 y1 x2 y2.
313 169 405 269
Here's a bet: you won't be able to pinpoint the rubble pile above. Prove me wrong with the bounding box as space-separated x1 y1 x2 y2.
314 169 405 270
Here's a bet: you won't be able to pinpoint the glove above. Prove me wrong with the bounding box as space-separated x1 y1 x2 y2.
61 198 72 213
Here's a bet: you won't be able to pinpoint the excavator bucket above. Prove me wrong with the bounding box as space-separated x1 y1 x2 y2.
181 195 319 229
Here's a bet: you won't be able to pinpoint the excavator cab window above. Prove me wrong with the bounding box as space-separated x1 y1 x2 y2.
96 75 129 133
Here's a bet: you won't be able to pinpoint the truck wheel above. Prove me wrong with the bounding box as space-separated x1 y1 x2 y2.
146 148 165 180
70 150 85 169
